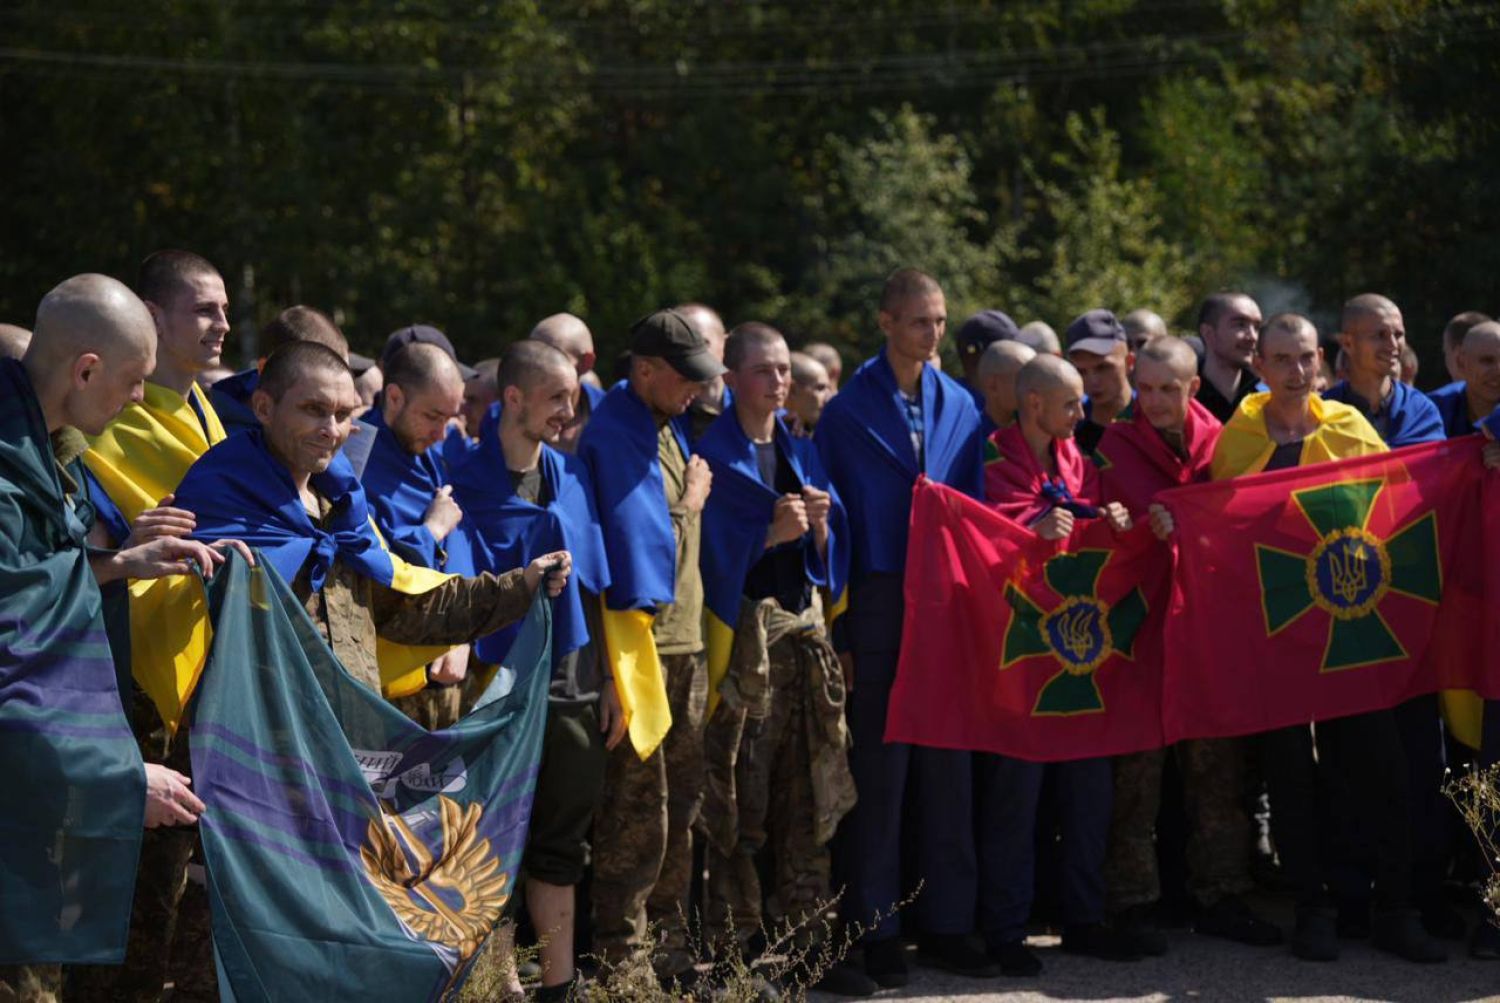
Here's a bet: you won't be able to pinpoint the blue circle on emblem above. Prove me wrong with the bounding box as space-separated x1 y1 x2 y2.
1311 530 1386 615
1043 596 1109 673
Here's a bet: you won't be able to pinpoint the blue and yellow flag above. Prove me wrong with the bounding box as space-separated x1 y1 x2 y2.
814 350 984 584
163 431 453 715
695 410 849 715
82 381 227 734
0 359 145 964
1210 392 1388 481
447 439 610 670
576 383 681 758
360 408 472 574
191 552 550 1000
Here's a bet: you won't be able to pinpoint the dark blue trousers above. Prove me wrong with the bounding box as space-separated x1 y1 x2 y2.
836 575 978 941
974 754 1112 944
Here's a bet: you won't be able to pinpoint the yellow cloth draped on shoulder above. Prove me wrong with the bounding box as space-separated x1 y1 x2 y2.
85 387 449 729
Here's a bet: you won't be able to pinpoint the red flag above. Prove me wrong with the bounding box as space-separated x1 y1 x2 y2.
886 478 1171 761
1158 437 1492 743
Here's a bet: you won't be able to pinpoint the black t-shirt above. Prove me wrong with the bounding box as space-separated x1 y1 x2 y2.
1196 365 1258 424
1263 440 1304 473
743 439 813 615
1075 419 1106 457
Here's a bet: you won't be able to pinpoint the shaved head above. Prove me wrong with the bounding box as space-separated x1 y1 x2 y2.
1017 321 1062 356
725 321 786 372
1340 293 1400 332
978 340 1035 380
676 303 727 359
790 351 826 385
499 339 576 394
384 342 464 398
0 324 31 360
879 268 942 315
1016 354 1082 401
30 274 155 367
25 274 158 434
261 305 349 359
529 313 596 369
1122 309 1169 347
1134 335 1199 381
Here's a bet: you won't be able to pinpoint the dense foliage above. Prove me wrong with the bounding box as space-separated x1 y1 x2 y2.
2 0 1496 380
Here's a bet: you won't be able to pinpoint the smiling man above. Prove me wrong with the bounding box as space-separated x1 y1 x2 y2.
447 340 621 1001
1065 309 1135 455
1194 314 1442 965
1195 292 1263 423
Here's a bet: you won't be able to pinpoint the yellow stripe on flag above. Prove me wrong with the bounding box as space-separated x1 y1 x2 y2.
704 610 736 719
1442 690 1482 750
600 607 671 759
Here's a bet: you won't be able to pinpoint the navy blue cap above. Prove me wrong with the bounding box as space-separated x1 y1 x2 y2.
956 309 1021 357
382 324 479 380
1065 309 1127 356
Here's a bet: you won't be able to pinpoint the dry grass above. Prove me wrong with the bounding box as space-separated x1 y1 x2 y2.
1445 762 1500 923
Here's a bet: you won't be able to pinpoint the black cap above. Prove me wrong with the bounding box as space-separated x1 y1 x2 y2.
1065 309 1127 356
382 324 479 381
956 309 1021 357
629 309 726 382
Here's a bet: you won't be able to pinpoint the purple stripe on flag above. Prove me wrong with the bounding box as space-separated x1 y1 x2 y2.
193 723 374 805
199 751 374 853
0 671 132 716
0 717 134 740
203 812 359 874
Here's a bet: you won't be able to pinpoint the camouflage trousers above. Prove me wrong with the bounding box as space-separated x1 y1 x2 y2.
1104 738 1253 912
702 634 833 953
0 965 61 1003
591 650 707 976
67 727 216 1003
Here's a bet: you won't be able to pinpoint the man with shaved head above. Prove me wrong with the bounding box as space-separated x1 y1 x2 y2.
447 339 621 1000
0 275 244 1002
815 269 993 984
803 341 843 390
1319 295 1453 947
982 353 1136 971
461 357 500 439
1122 309 1169 352
209 304 350 437
1432 320 1500 439
1324 294 1443 447
1094 336 1279 954
786 350 833 433
530 313 606 451
976 339 1034 434
360 342 474 729
1436 310 1491 387
74 253 245 1001
1195 292 1263 423
678 302 731 442
0 322 31 360
1017 320 1062 356
1178 314 1440 963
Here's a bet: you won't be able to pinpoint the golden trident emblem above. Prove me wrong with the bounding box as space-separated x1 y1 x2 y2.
1328 539 1370 605
361 795 509 962
1056 604 1098 664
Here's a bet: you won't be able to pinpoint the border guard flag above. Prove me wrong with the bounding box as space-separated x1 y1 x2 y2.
1159 437 1493 742
885 477 1170 761
190 553 550 1001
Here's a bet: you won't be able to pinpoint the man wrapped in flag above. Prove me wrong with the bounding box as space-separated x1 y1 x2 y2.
1094 336 1280 953
360 342 474 731
1 275 234 999
1161 313 1444 964
972 354 1140 972
1322 295 1460 945
815 269 989 985
76 249 240 1002
695 323 862 994
446 340 623 1000
576 309 720 985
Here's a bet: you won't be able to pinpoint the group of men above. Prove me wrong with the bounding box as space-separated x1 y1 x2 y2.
3 251 1500 1003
